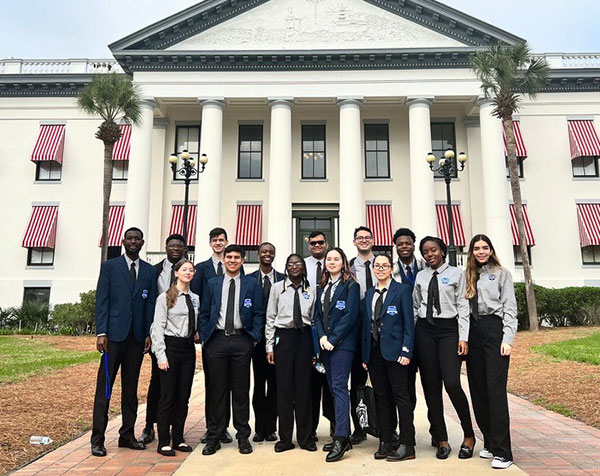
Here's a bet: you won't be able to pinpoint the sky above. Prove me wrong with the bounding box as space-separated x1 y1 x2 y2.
1 0 598 59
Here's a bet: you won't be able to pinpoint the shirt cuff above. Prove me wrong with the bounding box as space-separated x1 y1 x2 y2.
265 344 273 353
97 333 107 337
502 334 515 346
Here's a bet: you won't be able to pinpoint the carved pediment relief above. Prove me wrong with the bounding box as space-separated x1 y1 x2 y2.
166 0 468 51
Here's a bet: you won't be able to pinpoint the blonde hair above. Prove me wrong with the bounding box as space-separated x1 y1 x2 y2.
166 259 195 308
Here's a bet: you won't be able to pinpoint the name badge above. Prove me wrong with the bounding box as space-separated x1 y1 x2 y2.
243 298 253 308
440 277 450 285
192 298 198 309
142 289 149 299
387 305 398 316
489 275 497 281
302 291 310 300
335 300 346 311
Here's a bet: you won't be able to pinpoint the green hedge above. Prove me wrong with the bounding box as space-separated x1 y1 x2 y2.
514 283 600 330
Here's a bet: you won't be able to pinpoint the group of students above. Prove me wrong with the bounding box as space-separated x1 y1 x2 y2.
90 224 517 470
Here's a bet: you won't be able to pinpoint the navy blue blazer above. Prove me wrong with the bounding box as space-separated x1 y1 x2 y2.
190 257 245 298
361 279 415 364
314 279 360 353
95 255 157 343
198 274 265 344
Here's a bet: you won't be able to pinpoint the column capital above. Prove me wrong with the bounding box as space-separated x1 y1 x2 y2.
268 97 295 108
153 118 170 129
337 96 363 108
462 116 480 128
139 96 157 109
197 97 225 108
406 96 434 108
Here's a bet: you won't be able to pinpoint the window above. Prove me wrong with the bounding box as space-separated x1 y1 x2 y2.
431 123 457 178
173 126 201 181
107 246 121 260
513 245 532 266
582 246 600 265
572 157 599 178
241 246 259 264
23 287 51 306
302 125 326 179
112 161 129 181
27 247 55 266
238 125 263 179
364 124 390 179
35 161 62 181
373 246 393 256
505 157 524 179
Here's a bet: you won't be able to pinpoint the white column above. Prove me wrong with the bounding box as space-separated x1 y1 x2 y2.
267 98 294 260
338 97 364 253
195 98 225 257
479 99 515 273
124 97 155 259
407 97 437 241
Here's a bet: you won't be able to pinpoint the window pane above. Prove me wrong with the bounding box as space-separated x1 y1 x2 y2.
300 219 315 229
239 153 250 178
316 219 331 230
250 140 262 152
187 128 199 151
23 287 50 306
30 249 42 264
366 151 377 177
37 163 50 180
302 125 326 179
250 152 262 178
240 141 251 152
364 125 376 142
49 163 61 180
365 139 377 151
303 141 314 152
313 126 325 141
583 157 596 175
314 155 325 178
302 126 313 141
582 246 594 263
314 140 325 152
377 152 389 177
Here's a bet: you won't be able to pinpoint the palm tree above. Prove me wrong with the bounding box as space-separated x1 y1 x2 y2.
77 74 141 262
471 43 549 331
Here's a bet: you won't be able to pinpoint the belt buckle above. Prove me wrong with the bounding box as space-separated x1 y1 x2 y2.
224 329 231 337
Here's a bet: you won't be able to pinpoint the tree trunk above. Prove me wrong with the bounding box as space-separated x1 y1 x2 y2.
100 141 115 263
503 118 539 331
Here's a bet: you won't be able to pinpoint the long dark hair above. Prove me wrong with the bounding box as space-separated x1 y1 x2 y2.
281 253 310 293
465 234 503 299
319 247 355 288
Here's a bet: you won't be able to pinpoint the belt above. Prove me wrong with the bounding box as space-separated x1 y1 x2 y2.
215 329 244 336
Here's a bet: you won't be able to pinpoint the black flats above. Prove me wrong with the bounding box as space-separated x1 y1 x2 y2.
458 444 474 459
436 444 452 459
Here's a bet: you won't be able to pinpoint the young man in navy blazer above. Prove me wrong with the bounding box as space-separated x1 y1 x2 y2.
247 242 284 443
199 244 265 456
91 227 157 457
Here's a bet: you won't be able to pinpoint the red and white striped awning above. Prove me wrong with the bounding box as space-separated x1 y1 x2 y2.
31 125 65 164
436 204 466 247
169 205 198 246
576 203 600 247
366 204 394 246
112 124 132 161
99 205 125 247
235 204 262 246
568 120 600 159
503 121 528 158
22 206 59 248
509 204 536 246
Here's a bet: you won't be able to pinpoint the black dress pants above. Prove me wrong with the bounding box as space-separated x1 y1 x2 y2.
368 343 416 445
252 338 277 436
157 337 196 448
274 327 313 446
349 351 368 434
202 346 231 435
310 367 335 435
415 318 474 442
203 332 254 441
145 351 160 428
91 332 144 446
467 315 513 460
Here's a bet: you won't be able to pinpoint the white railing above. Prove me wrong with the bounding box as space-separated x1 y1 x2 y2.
532 53 600 69
0 58 124 75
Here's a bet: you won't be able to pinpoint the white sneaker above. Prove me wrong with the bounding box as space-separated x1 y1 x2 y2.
491 456 513 469
479 448 494 459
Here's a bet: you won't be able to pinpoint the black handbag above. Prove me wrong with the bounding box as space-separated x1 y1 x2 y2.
355 378 379 437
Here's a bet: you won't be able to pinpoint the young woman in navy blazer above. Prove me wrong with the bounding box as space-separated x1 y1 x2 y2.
361 254 416 462
314 247 360 463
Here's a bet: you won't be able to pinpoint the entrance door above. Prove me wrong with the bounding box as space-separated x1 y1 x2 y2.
293 210 338 258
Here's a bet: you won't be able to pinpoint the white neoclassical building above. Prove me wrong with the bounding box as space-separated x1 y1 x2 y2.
1 0 600 307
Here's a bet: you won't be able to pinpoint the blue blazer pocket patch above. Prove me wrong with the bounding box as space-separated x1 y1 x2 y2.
243 298 253 308
335 300 346 310
387 305 398 316
142 289 149 299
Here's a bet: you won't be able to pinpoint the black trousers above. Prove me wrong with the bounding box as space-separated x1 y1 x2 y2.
145 352 160 428
203 332 254 441
349 351 368 434
91 332 144 446
274 327 313 446
252 338 277 436
415 318 474 442
467 315 513 460
369 343 416 445
310 366 335 435
157 337 196 448
202 346 231 435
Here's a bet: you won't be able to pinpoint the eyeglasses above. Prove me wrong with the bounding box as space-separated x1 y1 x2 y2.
286 262 304 268
309 240 325 246
373 264 392 271
355 236 373 242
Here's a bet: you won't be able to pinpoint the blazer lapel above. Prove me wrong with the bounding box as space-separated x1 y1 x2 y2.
329 281 346 312
213 276 223 307
238 276 249 312
134 262 146 296
365 287 374 322
118 256 134 292
381 281 399 318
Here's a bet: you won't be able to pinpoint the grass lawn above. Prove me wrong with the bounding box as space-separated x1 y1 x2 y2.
0 336 98 384
532 332 600 365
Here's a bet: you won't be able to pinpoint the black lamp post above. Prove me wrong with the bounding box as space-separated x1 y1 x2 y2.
168 150 209 248
426 149 468 267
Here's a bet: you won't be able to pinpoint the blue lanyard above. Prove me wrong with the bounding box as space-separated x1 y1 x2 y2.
103 352 111 400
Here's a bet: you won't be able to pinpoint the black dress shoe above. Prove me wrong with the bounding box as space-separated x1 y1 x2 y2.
265 432 278 442
157 446 176 457
325 437 351 463
374 441 394 460
310 431 319 442
300 441 317 452
220 430 233 444
252 433 265 442
387 444 416 462
175 443 193 452
274 441 295 453
350 430 367 444
238 438 253 454
91 444 106 457
202 440 221 455
141 427 155 444
118 439 146 450
458 444 474 459
201 431 208 444
322 441 335 452
436 444 452 460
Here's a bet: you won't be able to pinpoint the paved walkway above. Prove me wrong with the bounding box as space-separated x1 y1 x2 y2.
9 372 600 476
